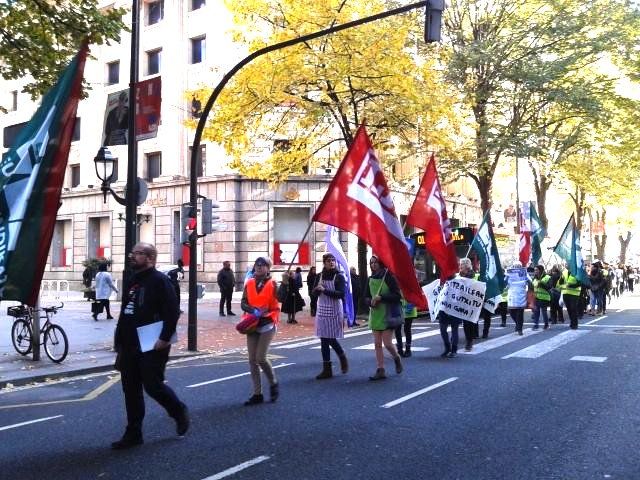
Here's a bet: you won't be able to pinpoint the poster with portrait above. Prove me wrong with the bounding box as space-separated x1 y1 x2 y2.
102 89 129 146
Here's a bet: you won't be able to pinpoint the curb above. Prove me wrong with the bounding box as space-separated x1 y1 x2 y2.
0 351 207 390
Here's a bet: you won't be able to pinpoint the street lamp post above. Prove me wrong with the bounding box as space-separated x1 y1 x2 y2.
94 0 140 292
185 0 442 351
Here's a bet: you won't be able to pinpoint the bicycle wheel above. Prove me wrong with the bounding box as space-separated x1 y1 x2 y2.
44 324 68 363
11 319 32 355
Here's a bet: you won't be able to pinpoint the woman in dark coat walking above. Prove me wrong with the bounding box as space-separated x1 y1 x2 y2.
306 266 318 316
282 270 305 323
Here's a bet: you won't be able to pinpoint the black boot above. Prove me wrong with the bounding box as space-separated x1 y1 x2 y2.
243 394 264 406
316 361 333 379
111 427 143 450
396 343 404 357
338 354 349 374
269 383 279 402
404 344 412 357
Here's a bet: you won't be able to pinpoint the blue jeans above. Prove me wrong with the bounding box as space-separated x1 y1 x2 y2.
532 299 549 327
439 314 460 353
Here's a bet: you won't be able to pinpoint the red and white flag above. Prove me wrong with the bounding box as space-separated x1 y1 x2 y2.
519 231 531 265
406 154 459 281
312 126 426 310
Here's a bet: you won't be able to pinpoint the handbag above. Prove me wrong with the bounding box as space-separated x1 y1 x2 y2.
236 314 260 334
384 303 405 329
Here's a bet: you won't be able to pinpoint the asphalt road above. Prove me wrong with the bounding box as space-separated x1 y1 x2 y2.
1 295 639 480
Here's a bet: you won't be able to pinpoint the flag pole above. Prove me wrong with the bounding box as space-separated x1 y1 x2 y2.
284 221 315 273
372 218 409 298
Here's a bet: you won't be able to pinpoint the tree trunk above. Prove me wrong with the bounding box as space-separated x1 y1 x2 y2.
619 231 632 265
594 209 607 261
531 169 551 232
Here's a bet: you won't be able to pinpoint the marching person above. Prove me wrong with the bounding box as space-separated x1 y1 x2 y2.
457 258 478 351
506 261 530 335
532 265 551 329
306 266 318 316
240 256 287 405
217 260 236 316
111 243 188 450
437 258 475 357
93 262 118 321
166 259 184 313
558 266 582 330
313 253 349 379
549 264 565 324
365 255 403 380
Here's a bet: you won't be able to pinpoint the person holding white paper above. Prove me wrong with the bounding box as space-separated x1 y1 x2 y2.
111 242 189 450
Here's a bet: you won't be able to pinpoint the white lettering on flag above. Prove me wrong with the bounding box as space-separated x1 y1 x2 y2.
426 181 453 246
346 149 404 243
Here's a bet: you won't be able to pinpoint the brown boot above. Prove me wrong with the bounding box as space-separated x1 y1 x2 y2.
315 361 333 380
369 368 386 381
338 354 348 374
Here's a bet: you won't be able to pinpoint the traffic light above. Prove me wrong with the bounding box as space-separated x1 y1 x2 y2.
201 198 220 235
424 0 445 43
180 204 196 243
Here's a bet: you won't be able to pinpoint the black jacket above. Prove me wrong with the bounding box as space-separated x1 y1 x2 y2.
217 268 236 290
115 267 179 351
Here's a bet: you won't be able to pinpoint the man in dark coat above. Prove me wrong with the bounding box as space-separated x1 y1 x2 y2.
217 261 236 316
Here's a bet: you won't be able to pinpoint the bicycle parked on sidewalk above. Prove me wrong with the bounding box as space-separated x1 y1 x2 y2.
9 303 68 363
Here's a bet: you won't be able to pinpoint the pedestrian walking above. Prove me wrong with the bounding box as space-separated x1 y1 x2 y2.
532 265 551 329
281 270 305 323
306 266 318 316
365 255 403 380
240 256 287 405
588 261 604 315
458 258 477 351
313 253 349 379
167 259 184 312
217 260 236 316
549 264 565 324
111 243 189 450
437 258 471 358
93 263 118 321
398 298 417 357
558 267 582 330
350 266 361 318
506 261 530 335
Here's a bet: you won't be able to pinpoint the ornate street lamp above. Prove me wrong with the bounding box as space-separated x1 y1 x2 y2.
94 146 124 204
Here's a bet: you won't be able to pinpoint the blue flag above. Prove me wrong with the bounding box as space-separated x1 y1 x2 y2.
325 226 355 326
470 212 506 299
553 215 589 285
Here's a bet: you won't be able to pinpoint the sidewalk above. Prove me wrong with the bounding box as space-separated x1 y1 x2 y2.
0 291 321 389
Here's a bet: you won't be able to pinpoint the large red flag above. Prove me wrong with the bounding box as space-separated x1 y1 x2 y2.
519 232 531 265
405 154 459 281
312 126 426 310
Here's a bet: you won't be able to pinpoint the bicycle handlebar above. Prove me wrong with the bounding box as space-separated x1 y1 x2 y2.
41 302 64 314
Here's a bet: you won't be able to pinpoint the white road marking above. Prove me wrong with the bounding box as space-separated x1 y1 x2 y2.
337 344 429 352
460 328 542 355
0 415 63 432
570 356 607 363
274 330 372 349
186 363 295 388
616 309 625 313
502 330 590 359
353 329 441 350
202 455 270 480
584 315 608 325
381 378 458 408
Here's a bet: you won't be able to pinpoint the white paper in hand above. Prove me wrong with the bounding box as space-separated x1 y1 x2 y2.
136 321 177 352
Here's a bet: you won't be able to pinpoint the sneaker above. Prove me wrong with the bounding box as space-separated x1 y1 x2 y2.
447 352 457 358
244 394 264 406
111 429 143 450
269 383 279 403
175 405 190 436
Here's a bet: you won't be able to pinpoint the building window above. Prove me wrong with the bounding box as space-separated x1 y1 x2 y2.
272 206 311 265
70 165 80 188
191 0 205 10
190 36 205 64
190 97 202 118
146 152 161 180
107 61 120 85
51 220 73 267
88 217 111 260
72 117 81 142
147 0 163 25
3 121 27 148
273 139 291 152
10 90 17 111
147 49 161 75
189 144 206 177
